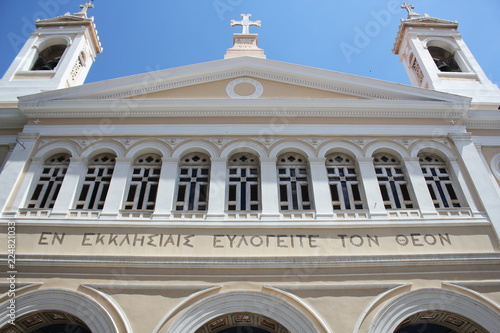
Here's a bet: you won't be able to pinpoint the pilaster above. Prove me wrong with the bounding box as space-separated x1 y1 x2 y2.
450 133 500 245
152 158 179 220
448 157 479 213
51 157 88 217
260 157 280 218
207 157 227 219
308 158 334 218
100 158 133 218
0 133 39 214
403 157 438 217
357 157 388 218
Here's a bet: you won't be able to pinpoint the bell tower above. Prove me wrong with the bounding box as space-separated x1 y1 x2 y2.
0 2 102 101
393 3 500 103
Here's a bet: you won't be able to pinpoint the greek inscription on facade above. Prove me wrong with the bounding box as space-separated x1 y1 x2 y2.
338 233 451 248
212 234 319 249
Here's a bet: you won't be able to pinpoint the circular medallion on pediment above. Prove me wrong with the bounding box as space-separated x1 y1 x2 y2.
226 78 263 99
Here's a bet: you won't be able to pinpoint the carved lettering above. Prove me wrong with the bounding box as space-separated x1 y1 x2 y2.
35 231 453 251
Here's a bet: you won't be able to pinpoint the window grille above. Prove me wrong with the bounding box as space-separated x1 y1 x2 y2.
277 153 313 211
373 153 414 209
123 154 161 211
175 153 210 211
419 154 461 208
26 153 70 209
326 153 364 210
227 153 260 211
75 153 115 210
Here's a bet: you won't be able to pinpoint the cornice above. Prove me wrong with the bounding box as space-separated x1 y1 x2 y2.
15 253 500 270
0 121 27 129
463 120 500 129
19 98 468 119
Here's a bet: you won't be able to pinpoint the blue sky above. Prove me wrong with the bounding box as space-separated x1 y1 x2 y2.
0 0 499 87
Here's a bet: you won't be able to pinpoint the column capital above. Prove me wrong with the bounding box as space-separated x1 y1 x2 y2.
69 157 88 163
211 157 228 163
357 157 374 164
402 157 420 163
448 133 472 143
161 157 179 163
260 157 277 163
309 157 327 164
17 132 40 141
114 157 133 164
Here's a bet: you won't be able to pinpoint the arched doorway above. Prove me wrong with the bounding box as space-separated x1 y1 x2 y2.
394 310 488 333
0 310 91 333
195 312 289 333
166 291 319 333
367 289 500 333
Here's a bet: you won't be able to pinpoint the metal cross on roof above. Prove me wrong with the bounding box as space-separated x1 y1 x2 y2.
230 14 261 34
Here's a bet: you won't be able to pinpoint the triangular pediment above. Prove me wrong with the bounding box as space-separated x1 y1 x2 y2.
36 14 93 26
125 76 367 100
17 57 471 119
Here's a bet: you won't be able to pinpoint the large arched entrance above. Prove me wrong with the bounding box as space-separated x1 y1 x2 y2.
367 288 500 333
195 312 289 333
0 310 91 333
166 291 319 333
394 310 488 333
0 289 120 333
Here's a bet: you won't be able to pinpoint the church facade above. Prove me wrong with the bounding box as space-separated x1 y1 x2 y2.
0 3 499 333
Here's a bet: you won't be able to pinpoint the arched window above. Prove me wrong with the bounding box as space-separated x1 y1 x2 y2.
26 153 70 209
277 153 312 211
419 153 461 208
428 46 461 72
373 153 413 209
124 154 161 211
31 44 66 70
175 153 210 212
227 152 260 211
75 153 115 210
326 153 364 210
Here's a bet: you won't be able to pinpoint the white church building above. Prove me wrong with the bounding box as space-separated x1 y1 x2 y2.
0 3 499 333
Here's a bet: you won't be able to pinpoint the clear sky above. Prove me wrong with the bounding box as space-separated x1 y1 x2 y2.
0 0 499 87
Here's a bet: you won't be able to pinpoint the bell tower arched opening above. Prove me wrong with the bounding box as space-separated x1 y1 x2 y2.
31 44 67 71
427 45 461 73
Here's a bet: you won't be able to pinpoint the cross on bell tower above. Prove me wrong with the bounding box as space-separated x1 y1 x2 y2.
74 1 94 18
401 3 421 19
225 13 265 59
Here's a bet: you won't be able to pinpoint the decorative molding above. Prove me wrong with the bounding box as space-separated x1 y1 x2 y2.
13 253 500 269
344 138 378 149
390 138 419 149
226 77 263 99
19 99 468 119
